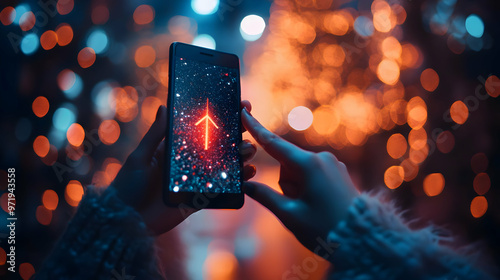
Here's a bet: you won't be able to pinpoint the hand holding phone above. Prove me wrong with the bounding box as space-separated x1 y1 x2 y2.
164 42 246 209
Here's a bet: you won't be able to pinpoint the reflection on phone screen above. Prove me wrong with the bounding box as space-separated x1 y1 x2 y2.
169 57 241 193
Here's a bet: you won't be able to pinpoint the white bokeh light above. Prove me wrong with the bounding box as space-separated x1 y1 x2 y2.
240 15 266 41
191 0 219 15
192 34 216 49
288 106 314 131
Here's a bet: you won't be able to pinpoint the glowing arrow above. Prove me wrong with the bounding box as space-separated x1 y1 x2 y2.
195 98 219 150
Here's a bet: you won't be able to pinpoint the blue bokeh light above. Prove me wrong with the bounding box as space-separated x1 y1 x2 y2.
354 16 374 37
191 0 219 15
87 29 109 54
63 73 83 99
21 33 39 55
52 103 77 131
12 4 30 25
465 14 484 38
192 34 216 49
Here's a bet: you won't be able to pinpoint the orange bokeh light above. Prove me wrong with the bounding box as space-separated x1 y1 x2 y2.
408 128 427 150
57 0 74 15
471 152 488 174
92 5 109 25
19 11 36 31
423 173 445 196
386 133 407 159
0 7 15 26
40 30 58 50
113 86 139 122
485 75 499 98
67 123 85 146
98 120 121 145
470 196 488 218
377 59 400 85
42 189 59 210
133 4 155 25
381 36 402 59
135 45 156 68
78 47 96 68
20 262 35 280
400 158 419 182
450 100 468 124
36 205 52 225
66 180 84 206
420 68 439 92
33 136 50 157
56 23 73 46
406 96 427 129
57 69 76 91
323 11 351 36
32 96 50 118
0 247 5 265
473 173 490 196
384 165 404 189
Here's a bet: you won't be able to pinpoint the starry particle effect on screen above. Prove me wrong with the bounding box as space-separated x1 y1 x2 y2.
169 57 241 193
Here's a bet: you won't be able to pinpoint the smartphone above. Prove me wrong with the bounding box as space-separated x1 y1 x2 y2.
163 42 244 209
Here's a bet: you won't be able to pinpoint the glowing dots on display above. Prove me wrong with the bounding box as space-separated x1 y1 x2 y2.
87 29 109 54
240 15 266 41
191 0 219 15
353 16 374 37
288 106 313 131
192 34 216 50
20 33 39 55
465 14 484 38
173 186 180 192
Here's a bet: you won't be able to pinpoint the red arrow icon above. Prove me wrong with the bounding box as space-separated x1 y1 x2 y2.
195 98 219 150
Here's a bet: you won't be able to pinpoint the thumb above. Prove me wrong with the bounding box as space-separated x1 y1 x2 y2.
243 181 291 220
133 105 167 162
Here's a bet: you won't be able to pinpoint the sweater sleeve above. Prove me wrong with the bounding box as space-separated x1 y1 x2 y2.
35 186 164 280
326 192 496 280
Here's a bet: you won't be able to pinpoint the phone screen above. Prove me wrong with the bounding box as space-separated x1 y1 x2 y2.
168 57 241 194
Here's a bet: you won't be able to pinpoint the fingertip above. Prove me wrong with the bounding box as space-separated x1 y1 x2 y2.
241 100 252 113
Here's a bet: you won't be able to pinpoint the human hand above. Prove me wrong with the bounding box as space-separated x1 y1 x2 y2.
241 107 359 253
112 102 257 235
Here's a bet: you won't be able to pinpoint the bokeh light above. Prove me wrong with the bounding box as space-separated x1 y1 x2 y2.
473 173 490 195
52 104 77 131
19 262 35 280
56 23 73 46
470 196 488 218
192 34 216 50
135 45 156 68
91 5 109 25
386 133 407 159
19 11 35 31
65 180 84 207
288 106 313 131
21 33 39 55
191 0 219 15
471 152 488 174
449 100 468 125
33 136 50 157
0 6 15 25
384 166 404 189
66 123 85 146
40 31 58 50
420 68 439 92
78 47 97 68
42 189 59 211
240 15 266 41
32 96 50 118
423 173 445 197
36 205 52 225
133 5 155 25
465 14 484 38
485 75 499 98
87 29 109 54
98 120 121 145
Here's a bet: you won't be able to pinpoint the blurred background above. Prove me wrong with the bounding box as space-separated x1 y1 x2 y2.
0 0 499 279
